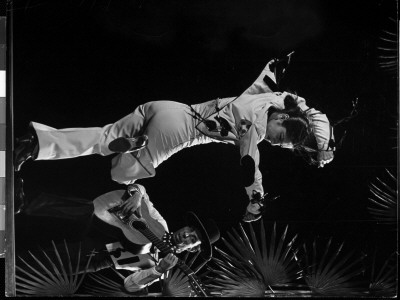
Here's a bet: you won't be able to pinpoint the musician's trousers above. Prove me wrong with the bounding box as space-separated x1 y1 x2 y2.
32 101 214 184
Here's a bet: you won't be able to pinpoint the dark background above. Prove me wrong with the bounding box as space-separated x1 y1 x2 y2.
11 0 397 266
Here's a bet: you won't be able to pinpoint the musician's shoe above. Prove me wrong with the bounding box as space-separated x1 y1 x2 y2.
16 131 36 144
108 135 149 153
242 210 262 223
14 131 39 172
15 177 26 215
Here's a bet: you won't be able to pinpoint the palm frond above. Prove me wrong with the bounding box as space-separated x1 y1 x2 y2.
163 250 214 297
84 267 150 296
207 221 300 297
208 273 266 297
206 257 266 297
369 251 398 297
368 169 397 224
377 15 398 77
162 268 193 297
298 238 366 296
16 240 93 296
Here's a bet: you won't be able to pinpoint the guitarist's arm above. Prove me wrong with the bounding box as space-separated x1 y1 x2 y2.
128 183 169 232
124 266 163 292
142 194 169 232
124 253 178 292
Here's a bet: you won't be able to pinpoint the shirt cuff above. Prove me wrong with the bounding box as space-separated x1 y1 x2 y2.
129 184 145 196
152 266 163 276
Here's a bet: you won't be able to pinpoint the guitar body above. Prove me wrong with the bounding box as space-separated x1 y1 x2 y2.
93 190 166 254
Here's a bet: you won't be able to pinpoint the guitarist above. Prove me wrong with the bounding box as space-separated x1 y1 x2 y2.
99 184 220 293
15 182 220 294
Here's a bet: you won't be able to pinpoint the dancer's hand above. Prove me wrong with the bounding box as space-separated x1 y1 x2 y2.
247 201 262 214
267 58 278 72
243 202 263 223
317 150 334 168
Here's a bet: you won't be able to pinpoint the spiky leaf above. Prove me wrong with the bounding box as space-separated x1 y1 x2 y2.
16 240 92 296
369 252 397 297
208 221 300 296
84 267 150 296
299 238 366 296
368 169 397 224
377 17 398 77
162 268 193 297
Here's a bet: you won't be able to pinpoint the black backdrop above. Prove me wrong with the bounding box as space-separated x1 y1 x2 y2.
11 0 397 265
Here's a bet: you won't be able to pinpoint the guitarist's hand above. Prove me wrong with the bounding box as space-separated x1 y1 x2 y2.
156 253 179 273
120 191 143 216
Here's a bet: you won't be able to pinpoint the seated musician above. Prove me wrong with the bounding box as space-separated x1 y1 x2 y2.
117 184 220 292
15 182 220 294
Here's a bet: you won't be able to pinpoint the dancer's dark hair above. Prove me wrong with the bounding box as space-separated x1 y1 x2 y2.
269 93 318 165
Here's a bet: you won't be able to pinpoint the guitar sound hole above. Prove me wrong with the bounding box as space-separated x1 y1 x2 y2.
130 220 147 230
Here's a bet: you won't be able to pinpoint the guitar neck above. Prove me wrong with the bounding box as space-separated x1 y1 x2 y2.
138 227 194 275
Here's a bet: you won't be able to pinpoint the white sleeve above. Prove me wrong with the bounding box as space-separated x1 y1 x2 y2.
242 61 277 96
294 95 334 151
130 184 169 232
141 193 169 233
124 266 162 293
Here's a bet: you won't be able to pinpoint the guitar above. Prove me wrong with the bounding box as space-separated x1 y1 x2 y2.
93 190 210 296
93 190 166 254
130 219 211 297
